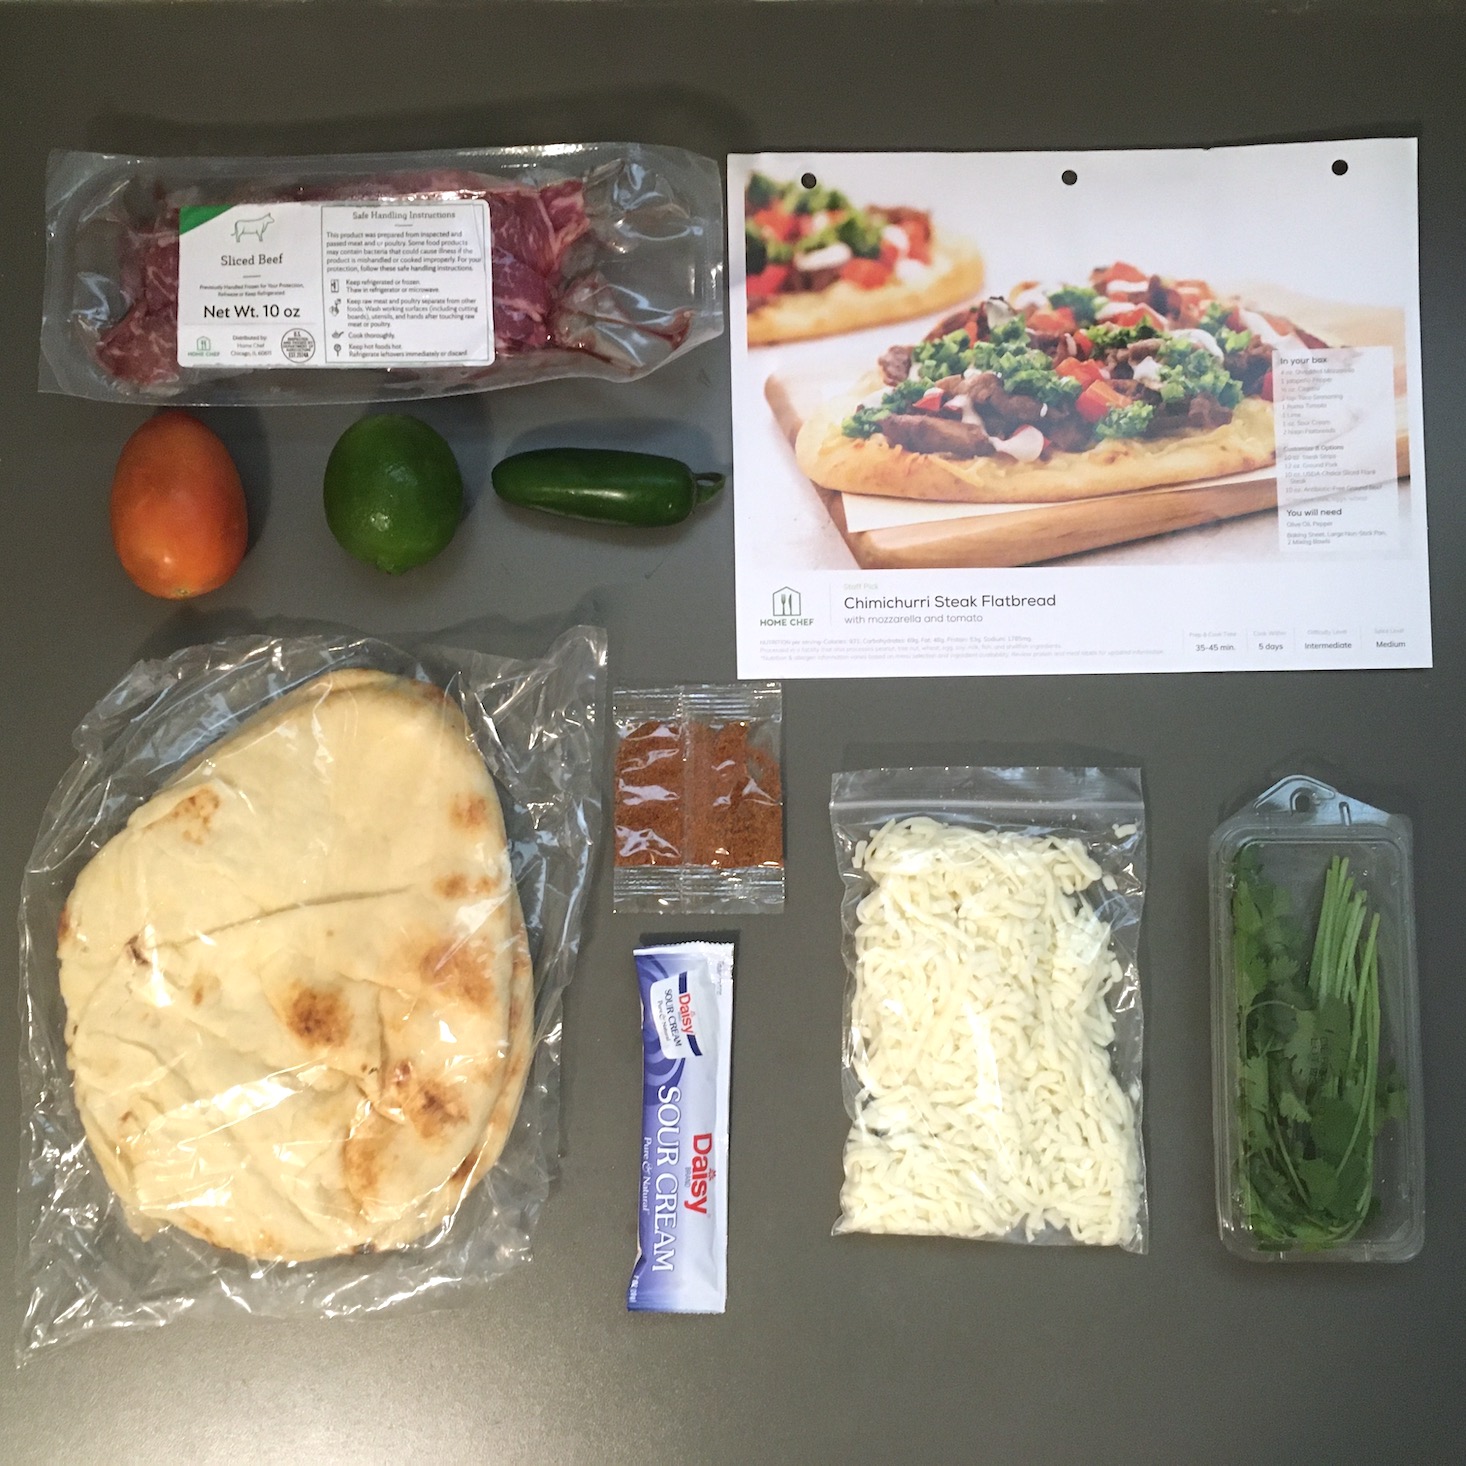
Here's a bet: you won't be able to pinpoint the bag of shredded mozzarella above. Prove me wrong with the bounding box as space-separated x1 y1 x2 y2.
830 767 1148 1252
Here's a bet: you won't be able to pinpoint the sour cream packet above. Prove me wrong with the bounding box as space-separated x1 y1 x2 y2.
628 942 734 1313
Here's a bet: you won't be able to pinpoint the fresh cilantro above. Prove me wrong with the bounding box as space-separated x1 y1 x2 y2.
1004 365 1082 407
837 211 885 259
788 182 852 215
910 331 976 383
1231 849 1402 1251
1157 339 1244 409
1084 321 1159 353
745 222 768 276
1094 403 1155 439
842 379 927 438
792 210 883 261
1047 284 1103 325
988 315 1029 348
746 219 792 272
795 223 841 254
1217 326 1254 355
745 173 780 211
842 409 884 440
1200 299 1237 336
903 316 1080 407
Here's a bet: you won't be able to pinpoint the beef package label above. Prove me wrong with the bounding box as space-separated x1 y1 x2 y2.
175 201 495 369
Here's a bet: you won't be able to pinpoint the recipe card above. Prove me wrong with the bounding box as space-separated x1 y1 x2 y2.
729 140 1430 678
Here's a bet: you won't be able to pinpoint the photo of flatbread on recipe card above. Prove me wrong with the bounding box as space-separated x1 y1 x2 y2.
794 263 1350 504
745 170 984 345
58 668 535 1263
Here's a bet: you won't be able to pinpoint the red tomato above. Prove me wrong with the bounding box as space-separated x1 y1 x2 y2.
840 257 894 290
1102 306 1153 328
1260 370 1274 402
1057 357 1106 386
1096 260 1148 286
110 412 248 599
1026 307 1077 335
910 388 947 414
1073 329 1094 358
753 205 800 242
1076 381 1129 423
747 264 791 301
896 213 932 263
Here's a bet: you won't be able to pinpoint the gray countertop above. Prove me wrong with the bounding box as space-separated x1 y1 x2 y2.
2 4 1464 1462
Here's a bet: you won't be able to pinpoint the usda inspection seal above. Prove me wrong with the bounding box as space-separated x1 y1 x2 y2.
280 328 316 363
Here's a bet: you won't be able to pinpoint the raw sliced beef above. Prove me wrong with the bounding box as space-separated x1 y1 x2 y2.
95 225 180 387
93 175 599 389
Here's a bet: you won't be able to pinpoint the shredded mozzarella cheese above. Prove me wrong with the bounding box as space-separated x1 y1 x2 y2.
841 817 1143 1247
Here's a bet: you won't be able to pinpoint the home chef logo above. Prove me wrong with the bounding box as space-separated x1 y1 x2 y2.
762 585 813 628
191 335 221 359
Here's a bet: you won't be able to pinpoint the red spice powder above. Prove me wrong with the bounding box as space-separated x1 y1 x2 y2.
614 719 782 870
613 719 684 865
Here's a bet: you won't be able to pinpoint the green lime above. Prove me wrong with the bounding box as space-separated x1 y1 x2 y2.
323 414 464 574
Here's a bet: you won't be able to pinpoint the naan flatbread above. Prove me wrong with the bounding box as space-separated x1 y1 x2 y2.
59 669 535 1261
796 376 1277 505
748 235 985 345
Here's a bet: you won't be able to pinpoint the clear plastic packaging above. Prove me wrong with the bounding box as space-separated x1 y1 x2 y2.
40 144 724 405
611 684 784 914
17 626 605 1359
1210 775 1425 1262
830 767 1148 1251
627 942 734 1315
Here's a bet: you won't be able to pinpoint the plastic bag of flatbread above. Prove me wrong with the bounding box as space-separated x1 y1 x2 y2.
16 625 604 1359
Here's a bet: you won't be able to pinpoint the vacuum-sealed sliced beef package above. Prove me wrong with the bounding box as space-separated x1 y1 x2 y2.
40 145 724 405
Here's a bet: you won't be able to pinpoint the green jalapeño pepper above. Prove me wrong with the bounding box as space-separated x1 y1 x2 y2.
491 448 725 527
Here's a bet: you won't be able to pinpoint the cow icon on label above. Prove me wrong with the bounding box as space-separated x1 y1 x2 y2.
772 586 801 617
232 213 275 243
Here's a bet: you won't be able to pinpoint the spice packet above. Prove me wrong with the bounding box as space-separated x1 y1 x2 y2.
612 684 784 914
628 942 734 1314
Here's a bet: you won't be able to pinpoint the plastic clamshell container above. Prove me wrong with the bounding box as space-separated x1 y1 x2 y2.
1209 775 1424 1262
